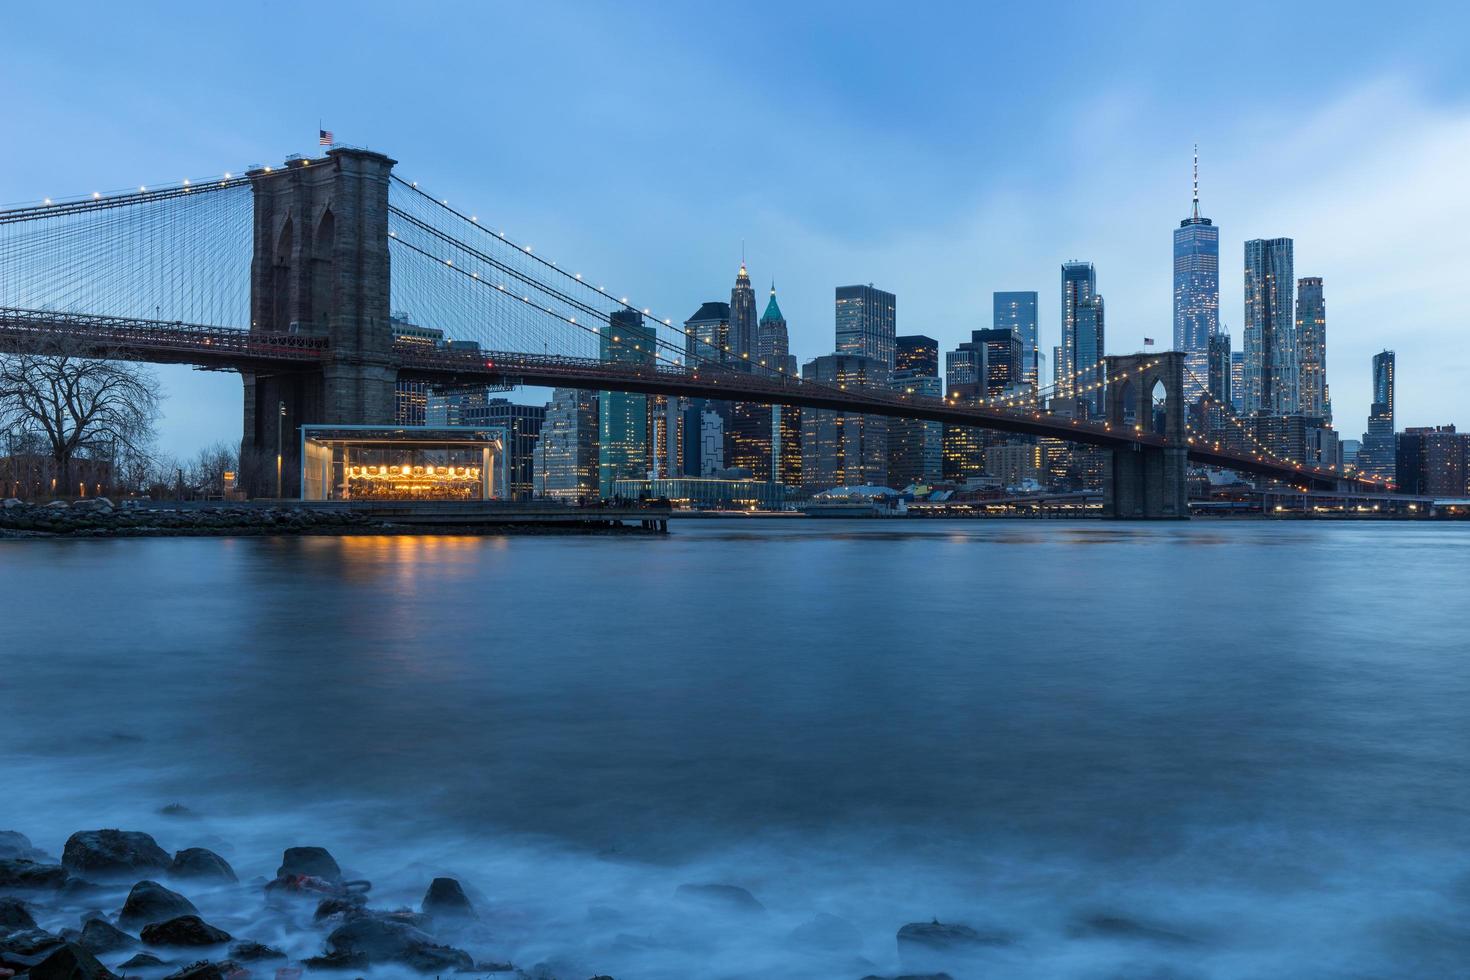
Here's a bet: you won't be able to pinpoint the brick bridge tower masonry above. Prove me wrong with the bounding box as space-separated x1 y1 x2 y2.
240 148 398 497
1102 350 1189 519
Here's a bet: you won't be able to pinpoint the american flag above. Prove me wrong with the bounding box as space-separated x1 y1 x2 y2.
319 129 334 147
1144 337 1155 346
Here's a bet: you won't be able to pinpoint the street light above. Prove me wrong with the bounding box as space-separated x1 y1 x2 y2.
276 400 286 498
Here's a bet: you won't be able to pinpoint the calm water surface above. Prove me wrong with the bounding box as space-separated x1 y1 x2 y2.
4 520 1470 978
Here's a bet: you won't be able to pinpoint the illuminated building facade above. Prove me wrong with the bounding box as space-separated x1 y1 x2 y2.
1242 237 1296 415
612 475 787 511
943 328 1023 482
835 284 897 370
1395 426 1468 495
1060 261 1105 415
428 394 545 501
887 375 943 486
301 425 505 501
801 354 889 490
599 308 657 497
1358 349 1396 481
1296 277 1330 422
681 300 731 477
1173 149 1219 356
985 441 1041 486
895 334 939 380
993 292 1039 390
391 316 445 426
533 387 598 502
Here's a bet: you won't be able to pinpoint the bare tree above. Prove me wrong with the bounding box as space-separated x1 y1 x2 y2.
0 334 162 497
186 441 238 498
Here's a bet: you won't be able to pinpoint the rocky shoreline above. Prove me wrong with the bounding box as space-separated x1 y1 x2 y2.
0 500 662 539
0 827 1084 980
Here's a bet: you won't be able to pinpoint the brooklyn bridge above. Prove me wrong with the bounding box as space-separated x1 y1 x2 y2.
0 147 1386 517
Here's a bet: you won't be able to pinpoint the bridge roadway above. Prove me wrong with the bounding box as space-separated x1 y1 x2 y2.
0 306 1372 492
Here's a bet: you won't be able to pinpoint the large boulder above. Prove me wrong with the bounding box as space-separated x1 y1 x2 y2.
673 883 764 913
139 917 230 948
325 916 472 973
28 942 118 980
0 928 64 963
897 920 1013 952
160 961 238 980
226 942 284 962
118 881 197 930
76 921 136 955
62 832 171 879
0 899 36 934
115 952 169 972
0 859 69 890
420 877 475 919
0 832 50 862
275 848 341 884
168 850 236 884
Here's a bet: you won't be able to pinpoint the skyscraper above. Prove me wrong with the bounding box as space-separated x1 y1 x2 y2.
1296 277 1330 422
599 308 656 497
533 388 598 502
1173 147 1220 354
757 283 794 373
1229 351 1245 415
684 301 732 366
1242 237 1296 415
993 292 1039 390
1359 350 1396 481
835 284 897 370
943 329 1024 482
801 354 889 490
895 335 939 379
681 301 731 476
1060 261 1105 416
729 261 758 361
428 394 546 501
756 283 800 484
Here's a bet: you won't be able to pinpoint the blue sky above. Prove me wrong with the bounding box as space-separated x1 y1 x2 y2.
3 0 1468 456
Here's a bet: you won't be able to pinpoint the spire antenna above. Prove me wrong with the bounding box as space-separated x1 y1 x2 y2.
1192 143 1200 220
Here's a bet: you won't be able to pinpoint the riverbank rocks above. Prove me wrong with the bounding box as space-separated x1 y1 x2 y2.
139 916 230 947
0 900 36 933
897 920 1014 953
227 941 283 962
0 833 51 863
116 952 168 971
62 832 171 879
28 942 117 980
119 881 198 930
673 883 765 913
420 878 474 919
324 916 472 973
161 960 242 980
169 849 236 883
76 919 136 954
0 860 69 890
276 848 341 884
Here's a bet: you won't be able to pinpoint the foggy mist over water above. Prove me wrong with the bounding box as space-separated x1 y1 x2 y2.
6 521 1470 978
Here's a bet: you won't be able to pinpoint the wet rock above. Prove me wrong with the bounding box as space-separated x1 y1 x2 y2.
0 859 70 890
119 882 198 930
0 899 36 934
420 878 474 919
790 912 862 951
227 942 284 963
139 917 230 948
160 960 239 980
29 942 118 980
77 921 137 955
275 848 340 884
673 883 764 913
0 832 51 863
62 832 171 879
79 911 107 926
116 952 169 971
0 928 64 961
1068 914 1200 946
897 920 1014 953
169 850 236 884
325 916 472 973
311 897 365 923
300 951 368 972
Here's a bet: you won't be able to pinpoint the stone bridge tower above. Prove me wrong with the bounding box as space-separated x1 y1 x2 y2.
240 148 398 497
1102 351 1189 519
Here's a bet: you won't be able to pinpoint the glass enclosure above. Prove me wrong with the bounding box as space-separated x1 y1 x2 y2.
301 426 505 502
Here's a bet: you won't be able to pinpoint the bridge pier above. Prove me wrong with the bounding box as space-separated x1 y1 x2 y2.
240 149 398 498
1101 351 1189 519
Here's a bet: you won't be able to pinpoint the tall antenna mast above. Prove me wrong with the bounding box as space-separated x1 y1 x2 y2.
1192 143 1200 220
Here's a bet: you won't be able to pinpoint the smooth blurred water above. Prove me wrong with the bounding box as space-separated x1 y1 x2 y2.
4 520 1470 978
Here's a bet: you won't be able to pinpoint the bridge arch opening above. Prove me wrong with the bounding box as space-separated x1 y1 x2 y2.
311 208 335 329
272 216 293 332
1117 379 1136 428
1151 378 1168 435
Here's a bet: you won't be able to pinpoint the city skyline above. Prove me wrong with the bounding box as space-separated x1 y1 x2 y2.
1 2 1467 455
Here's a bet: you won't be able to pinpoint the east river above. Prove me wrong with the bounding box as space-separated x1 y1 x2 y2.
5 520 1469 978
